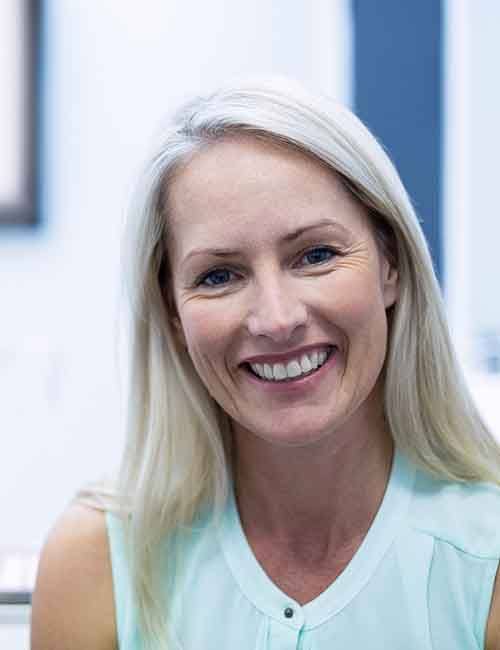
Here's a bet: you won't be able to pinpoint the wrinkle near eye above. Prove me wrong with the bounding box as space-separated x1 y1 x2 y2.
337 242 372 266
177 292 209 307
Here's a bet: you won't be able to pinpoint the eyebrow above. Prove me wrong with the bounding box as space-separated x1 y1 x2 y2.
180 219 352 268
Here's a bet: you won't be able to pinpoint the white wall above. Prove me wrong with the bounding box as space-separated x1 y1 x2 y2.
0 1 352 554
443 0 500 434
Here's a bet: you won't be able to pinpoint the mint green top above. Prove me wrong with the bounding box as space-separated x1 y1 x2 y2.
106 447 500 649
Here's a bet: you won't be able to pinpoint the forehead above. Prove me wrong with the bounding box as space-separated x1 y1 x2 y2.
167 136 371 258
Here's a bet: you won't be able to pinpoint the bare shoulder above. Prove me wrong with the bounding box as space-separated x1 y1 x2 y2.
486 563 500 650
31 502 117 650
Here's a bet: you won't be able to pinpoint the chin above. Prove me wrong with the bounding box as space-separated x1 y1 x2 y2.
246 419 336 448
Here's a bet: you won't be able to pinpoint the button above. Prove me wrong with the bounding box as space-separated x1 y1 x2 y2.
284 607 294 618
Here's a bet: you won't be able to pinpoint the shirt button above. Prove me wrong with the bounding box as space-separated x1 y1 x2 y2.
284 607 294 619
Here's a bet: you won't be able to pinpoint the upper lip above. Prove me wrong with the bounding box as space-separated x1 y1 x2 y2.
240 343 335 366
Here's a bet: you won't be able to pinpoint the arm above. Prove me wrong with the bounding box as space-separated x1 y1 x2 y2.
486 564 500 650
30 503 117 650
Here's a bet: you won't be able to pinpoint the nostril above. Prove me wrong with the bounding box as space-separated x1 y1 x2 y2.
245 292 308 340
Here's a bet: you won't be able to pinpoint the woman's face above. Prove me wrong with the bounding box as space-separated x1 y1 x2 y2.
168 137 399 447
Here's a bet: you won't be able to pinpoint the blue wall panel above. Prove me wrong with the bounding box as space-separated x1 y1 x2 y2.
352 0 443 281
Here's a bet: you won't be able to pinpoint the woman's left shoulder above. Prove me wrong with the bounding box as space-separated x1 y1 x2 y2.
408 469 500 559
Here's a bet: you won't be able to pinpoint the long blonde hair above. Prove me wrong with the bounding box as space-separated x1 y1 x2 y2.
78 77 500 648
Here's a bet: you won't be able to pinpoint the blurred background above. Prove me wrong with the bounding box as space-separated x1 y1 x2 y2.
1 1 499 645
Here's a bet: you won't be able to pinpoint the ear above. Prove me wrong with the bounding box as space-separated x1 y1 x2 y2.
162 283 188 349
170 314 187 349
381 258 399 309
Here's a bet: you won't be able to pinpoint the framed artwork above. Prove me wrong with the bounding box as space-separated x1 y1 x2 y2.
0 0 40 227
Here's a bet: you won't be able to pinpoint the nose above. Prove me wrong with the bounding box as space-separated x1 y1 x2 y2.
245 276 308 343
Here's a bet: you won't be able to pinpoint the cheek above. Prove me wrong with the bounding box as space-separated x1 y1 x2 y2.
178 303 230 367
177 302 242 415
330 289 381 330
331 285 389 357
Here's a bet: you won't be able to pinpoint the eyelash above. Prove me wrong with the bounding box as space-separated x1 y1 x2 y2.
195 246 339 289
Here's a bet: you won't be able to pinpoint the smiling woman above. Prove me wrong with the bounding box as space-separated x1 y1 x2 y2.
31 78 500 650
168 136 397 450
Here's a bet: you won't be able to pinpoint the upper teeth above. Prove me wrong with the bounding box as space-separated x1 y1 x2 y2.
249 347 332 381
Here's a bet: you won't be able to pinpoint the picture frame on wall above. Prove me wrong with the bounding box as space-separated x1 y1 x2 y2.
0 0 40 227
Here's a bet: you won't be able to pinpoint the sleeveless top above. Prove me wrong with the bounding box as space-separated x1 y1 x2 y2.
106 447 500 649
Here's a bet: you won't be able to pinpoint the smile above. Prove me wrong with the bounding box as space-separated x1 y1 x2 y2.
245 346 336 382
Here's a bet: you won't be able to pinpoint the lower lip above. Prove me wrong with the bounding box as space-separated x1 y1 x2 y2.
242 348 337 394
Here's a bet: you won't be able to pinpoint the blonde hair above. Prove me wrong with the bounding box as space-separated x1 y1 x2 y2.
77 77 500 648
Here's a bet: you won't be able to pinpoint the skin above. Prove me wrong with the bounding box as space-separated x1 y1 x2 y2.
30 504 117 650
168 135 399 588
488 567 500 650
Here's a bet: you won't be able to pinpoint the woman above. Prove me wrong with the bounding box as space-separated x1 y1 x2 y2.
31 78 500 650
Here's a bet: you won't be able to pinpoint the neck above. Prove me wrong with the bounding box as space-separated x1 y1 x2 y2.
232 421 394 560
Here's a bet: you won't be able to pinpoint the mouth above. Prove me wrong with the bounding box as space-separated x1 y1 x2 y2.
242 345 337 383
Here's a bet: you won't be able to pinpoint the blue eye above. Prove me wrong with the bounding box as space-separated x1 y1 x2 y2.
198 268 235 287
196 247 336 288
300 247 335 266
